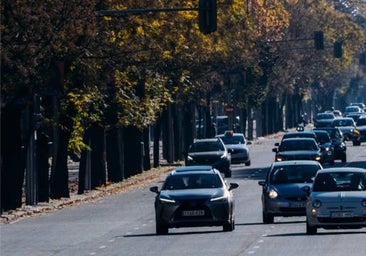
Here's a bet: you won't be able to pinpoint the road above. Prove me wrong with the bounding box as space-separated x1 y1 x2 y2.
1 136 366 256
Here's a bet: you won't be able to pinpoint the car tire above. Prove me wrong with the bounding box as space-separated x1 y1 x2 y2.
306 221 317 235
156 223 168 235
223 220 235 232
353 140 361 146
263 212 274 224
245 160 251 166
341 154 347 163
225 170 232 178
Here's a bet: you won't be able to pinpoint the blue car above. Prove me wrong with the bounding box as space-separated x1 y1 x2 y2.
258 160 323 223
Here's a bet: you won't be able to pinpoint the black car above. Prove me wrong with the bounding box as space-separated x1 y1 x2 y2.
353 116 366 146
185 138 232 177
331 117 358 141
312 130 335 165
313 127 347 162
272 138 322 162
280 131 318 143
313 112 336 128
258 160 323 223
150 166 239 235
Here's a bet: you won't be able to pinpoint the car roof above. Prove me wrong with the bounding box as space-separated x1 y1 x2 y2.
174 166 214 173
316 167 366 174
193 138 221 143
281 137 317 142
271 160 322 167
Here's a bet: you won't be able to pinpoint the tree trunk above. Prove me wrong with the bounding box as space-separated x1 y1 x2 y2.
106 127 124 182
124 126 143 178
1 105 25 211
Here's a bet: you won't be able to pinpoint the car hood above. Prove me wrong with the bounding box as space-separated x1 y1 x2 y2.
188 152 224 157
278 150 320 155
271 183 310 197
160 188 225 200
225 144 248 150
311 191 366 202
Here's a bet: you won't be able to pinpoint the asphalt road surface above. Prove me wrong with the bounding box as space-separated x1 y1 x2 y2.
1 136 366 256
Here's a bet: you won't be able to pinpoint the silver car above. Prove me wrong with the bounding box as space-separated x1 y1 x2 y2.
305 167 366 235
216 132 251 166
258 160 323 223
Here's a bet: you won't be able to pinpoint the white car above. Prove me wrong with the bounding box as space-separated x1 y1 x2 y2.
304 167 366 235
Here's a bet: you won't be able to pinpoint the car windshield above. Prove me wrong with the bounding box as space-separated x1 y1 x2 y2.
189 141 224 152
270 165 320 184
317 113 334 120
332 119 354 126
163 173 223 190
279 140 318 151
313 172 366 192
315 132 331 143
219 135 244 145
357 118 366 126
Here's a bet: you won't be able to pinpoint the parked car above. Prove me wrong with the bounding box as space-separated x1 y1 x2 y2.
185 138 232 177
352 115 366 146
313 112 336 128
216 131 251 166
150 166 239 234
258 160 323 223
312 130 335 166
272 138 323 162
331 117 358 141
313 127 347 163
304 167 366 235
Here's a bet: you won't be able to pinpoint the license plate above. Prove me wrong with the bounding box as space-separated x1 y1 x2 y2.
331 211 353 218
182 210 205 217
291 202 306 208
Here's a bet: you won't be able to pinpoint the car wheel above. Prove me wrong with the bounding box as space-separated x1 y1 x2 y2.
341 154 347 163
223 220 234 232
353 140 361 146
156 223 168 235
306 220 317 235
225 170 232 178
245 160 251 166
263 212 274 224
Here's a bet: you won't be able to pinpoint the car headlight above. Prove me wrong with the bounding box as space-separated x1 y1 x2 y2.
210 194 228 202
352 129 360 135
315 156 321 161
362 199 366 207
276 156 284 162
312 199 321 208
268 189 278 199
159 197 176 204
187 155 193 161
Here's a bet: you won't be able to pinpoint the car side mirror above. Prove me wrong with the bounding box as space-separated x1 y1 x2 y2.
227 148 233 154
150 186 159 194
229 183 239 191
246 141 252 145
258 180 265 186
274 142 280 147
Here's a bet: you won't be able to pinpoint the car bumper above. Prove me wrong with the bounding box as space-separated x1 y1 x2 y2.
230 153 250 164
306 208 366 229
156 202 233 228
186 159 230 173
263 198 307 217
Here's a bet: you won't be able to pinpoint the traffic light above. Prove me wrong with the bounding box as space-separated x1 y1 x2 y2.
314 31 324 50
199 0 217 34
334 41 342 58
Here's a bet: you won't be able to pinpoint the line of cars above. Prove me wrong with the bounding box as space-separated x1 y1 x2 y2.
314 103 366 146
259 127 366 234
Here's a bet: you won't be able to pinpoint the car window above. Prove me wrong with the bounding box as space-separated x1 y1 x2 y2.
220 135 244 145
313 172 366 192
270 165 320 184
163 174 223 190
189 141 224 152
357 118 366 126
315 132 331 143
279 140 317 151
